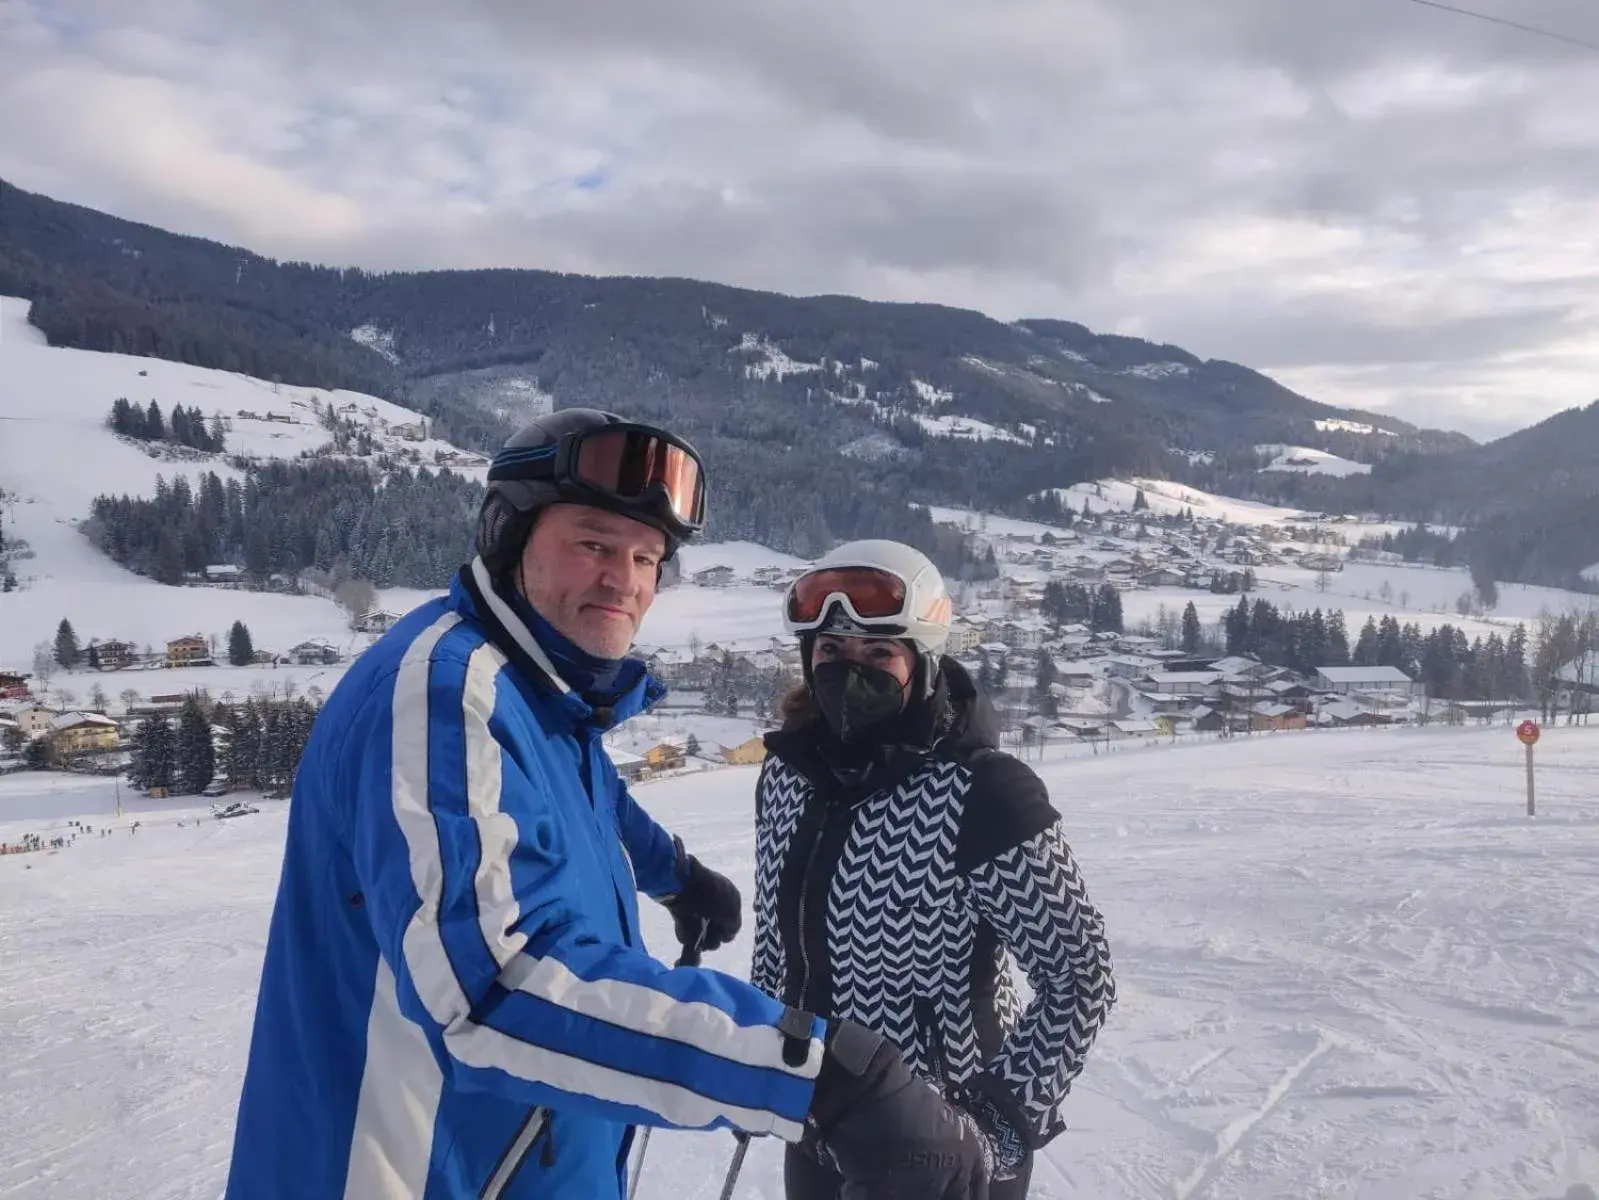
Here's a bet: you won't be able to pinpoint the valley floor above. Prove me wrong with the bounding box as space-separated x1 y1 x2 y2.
1 728 1597 1199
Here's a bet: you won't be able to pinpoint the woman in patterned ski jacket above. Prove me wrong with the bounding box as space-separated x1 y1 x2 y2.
750 539 1117 1198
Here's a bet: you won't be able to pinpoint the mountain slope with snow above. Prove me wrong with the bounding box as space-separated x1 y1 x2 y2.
1256 444 1373 477
2 726 1597 1199
0 291 817 701
0 294 487 671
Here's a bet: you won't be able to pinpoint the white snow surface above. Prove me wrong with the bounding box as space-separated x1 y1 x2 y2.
1315 418 1394 437
1036 479 1426 541
1256 444 1374 477
736 333 824 381
674 542 809 576
1581 563 1599 584
912 412 1029 444
3 726 1598 1198
348 323 400 365
1036 480 1309 527
1122 361 1191 380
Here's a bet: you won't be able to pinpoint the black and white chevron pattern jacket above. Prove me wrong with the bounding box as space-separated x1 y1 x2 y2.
750 658 1115 1148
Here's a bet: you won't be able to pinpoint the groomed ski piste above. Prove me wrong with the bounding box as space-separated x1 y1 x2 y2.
3 725 1597 1199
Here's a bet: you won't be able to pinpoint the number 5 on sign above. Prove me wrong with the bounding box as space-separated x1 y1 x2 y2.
1516 720 1540 816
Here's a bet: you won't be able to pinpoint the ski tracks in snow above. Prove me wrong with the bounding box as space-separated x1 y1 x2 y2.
1170 1031 1342 1200
4 728 1599 1198
1027 727 1599 1199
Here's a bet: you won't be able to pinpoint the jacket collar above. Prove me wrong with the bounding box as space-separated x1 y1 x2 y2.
454 557 665 728
762 656 997 802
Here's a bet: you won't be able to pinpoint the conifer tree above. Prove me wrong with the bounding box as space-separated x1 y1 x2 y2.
176 696 215 795
1181 602 1202 655
131 715 175 792
54 618 81 670
228 620 255 667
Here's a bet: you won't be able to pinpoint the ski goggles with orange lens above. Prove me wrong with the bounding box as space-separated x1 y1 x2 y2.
786 566 912 632
489 423 707 538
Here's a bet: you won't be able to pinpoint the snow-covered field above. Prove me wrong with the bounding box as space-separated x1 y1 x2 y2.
1029 479 1430 544
1255 444 1373 478
4 726 1597 1199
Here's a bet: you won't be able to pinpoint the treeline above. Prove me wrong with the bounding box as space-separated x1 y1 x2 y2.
1041 581 1125 633
1219 596 1532 701
85 444 1000 591
1358 525 1460 568
128 694 320 798
107 398 226 452
88 459 478 589
1222 599 1351 672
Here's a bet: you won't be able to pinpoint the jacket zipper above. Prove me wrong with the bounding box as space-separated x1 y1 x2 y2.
793 812 833 1010
480 1107 550 1199
916 998 949 1083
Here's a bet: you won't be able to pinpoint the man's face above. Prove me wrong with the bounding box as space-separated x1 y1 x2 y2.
517 503 666 658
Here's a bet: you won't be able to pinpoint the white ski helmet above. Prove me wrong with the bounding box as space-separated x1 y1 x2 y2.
783 539 952 657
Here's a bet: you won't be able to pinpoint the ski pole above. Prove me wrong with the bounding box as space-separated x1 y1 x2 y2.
716 1133 751 1200
626 924 708 1200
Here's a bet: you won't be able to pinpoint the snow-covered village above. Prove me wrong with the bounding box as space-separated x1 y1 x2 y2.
7 10 1599 1197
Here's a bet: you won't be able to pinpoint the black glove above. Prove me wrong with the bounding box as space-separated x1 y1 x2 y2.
950 1088 1027 1182
659 837 741 954
806 1019 990 1200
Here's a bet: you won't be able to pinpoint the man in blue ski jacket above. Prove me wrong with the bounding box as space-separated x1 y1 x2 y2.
226 409 992 1199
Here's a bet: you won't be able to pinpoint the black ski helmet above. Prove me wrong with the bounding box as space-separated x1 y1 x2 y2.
475 408 707 576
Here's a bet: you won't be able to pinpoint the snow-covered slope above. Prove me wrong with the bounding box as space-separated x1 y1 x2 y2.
3 726 1597 1199
1041 479 1308 526
1255 444 1373 477
0 295 487 673
0 294 807 695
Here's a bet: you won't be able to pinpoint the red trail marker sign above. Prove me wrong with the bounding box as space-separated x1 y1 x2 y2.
1516 721 1540 815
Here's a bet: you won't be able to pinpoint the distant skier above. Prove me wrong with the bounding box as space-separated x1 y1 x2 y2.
749 541 1117 1197
227 411 990 1199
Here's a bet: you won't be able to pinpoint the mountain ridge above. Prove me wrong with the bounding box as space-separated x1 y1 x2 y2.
0 177 1461 461
16 176 1597 589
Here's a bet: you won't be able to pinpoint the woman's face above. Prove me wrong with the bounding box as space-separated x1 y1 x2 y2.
811 634 917 689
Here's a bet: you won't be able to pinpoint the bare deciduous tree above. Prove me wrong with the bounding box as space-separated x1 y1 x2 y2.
31 641 55 689
335 578 377 631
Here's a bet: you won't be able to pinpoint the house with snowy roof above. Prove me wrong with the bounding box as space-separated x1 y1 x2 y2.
1314 665 1422 697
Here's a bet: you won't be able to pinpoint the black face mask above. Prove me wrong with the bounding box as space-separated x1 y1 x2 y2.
810 661 908 743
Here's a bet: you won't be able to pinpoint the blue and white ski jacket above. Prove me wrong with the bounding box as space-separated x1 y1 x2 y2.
227 558 824 1199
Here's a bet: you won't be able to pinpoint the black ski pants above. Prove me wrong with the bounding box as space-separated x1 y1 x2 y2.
783 1143 1033 1199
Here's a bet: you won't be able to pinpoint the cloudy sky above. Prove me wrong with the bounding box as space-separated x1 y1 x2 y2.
4 0 1598 440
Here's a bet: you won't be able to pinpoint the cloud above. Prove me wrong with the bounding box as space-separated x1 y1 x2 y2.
3 0 1599 437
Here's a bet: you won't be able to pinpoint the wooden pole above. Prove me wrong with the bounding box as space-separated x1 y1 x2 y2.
1526 742 1536 817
